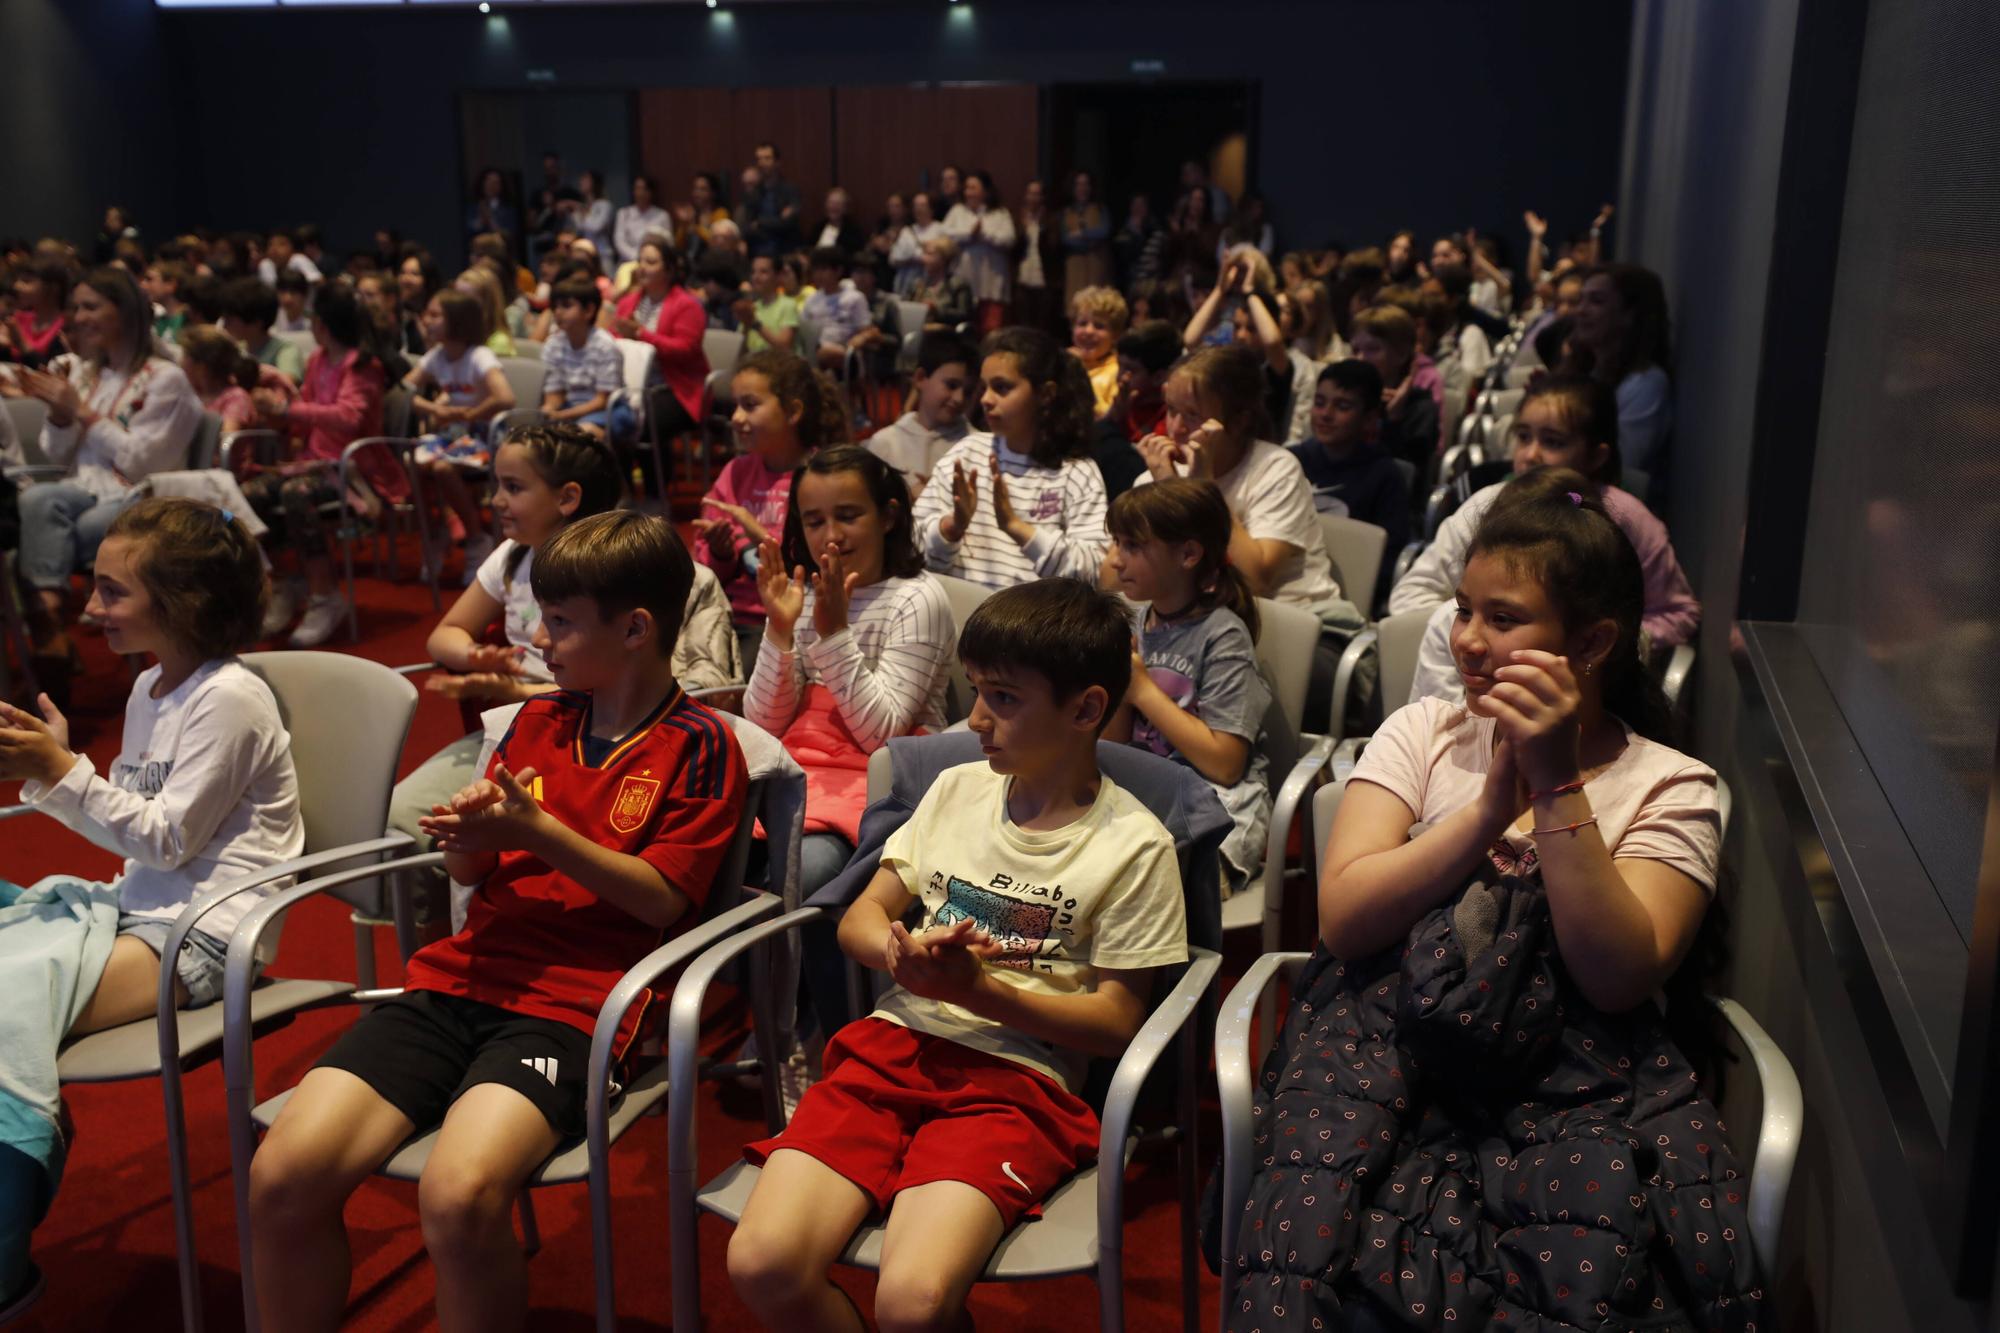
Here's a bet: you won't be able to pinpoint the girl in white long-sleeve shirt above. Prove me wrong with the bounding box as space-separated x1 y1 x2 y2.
2 498 302 1025
912 326 1108 590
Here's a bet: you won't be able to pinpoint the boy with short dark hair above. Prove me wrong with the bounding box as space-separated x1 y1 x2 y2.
539 276 627 441
218 275 305 381
865 330 973 499
272 269 311 334
1289 358 1409 604
249 511 747 1333
728 578 1188 1333
1091 318 1182 501
801 245 871 371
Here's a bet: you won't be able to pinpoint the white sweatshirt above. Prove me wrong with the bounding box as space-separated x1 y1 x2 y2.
22 659 304 940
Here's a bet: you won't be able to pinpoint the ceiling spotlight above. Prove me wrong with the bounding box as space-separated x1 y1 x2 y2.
478 2 490 11
706 0 717 7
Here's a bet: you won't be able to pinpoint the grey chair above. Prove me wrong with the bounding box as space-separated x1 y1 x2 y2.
9 651 423 1333
1215 774 1800 1325
930 572 993 721
223 712 798 1333
1315 513 1387 619
4 398 48 456
1325 604 1437 757
1218 598 1337 956
666 733 1229 1333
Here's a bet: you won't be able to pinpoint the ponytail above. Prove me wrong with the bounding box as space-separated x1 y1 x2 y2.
1107 478 1260 642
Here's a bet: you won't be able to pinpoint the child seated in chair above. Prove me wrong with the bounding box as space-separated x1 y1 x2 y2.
728 578 1188 1333
249 511 748 1333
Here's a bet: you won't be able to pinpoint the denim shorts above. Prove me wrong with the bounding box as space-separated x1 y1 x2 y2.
117 915 230 1008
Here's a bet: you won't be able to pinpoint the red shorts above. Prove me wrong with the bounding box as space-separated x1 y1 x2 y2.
744 1017 1100 1230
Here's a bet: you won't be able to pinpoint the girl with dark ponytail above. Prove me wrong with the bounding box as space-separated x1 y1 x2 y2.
1104 476 1273 892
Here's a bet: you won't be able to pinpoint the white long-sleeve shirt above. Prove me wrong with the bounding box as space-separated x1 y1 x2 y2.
889 222 944 294
941 203 1017 304
744 573 954 751
22 659 304 940
912 432 1109 590
614 204 672 264
37 354 205 500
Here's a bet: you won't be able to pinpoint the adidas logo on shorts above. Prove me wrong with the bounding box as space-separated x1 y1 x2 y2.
521 1056 560 1085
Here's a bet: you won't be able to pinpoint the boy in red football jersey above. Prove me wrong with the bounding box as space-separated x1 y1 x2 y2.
248 511 747 1333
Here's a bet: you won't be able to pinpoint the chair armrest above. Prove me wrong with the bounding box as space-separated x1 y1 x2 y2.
1660 641 1696 711
220 429 287 475
1390 542 1424 588
1330 735 1370 782
1712 996 1802 1272
492 407 545 442
1257 736 1335 954
0 804 36 822
1328 627 1377 742
3 464 67 483
1097 947 1221 1266
219 850 441 1100
585 891 782 1158
391 661 440 677
154 832 415 1071
1215 951 1311 1324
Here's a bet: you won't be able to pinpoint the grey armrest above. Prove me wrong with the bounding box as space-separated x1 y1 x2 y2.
1327 627 1378 741
1258 736 1336 954
1214 950 1310 1328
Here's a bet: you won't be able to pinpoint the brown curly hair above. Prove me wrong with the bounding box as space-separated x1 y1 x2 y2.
106 497 267 659
733 349 850 451
977 326 1093 466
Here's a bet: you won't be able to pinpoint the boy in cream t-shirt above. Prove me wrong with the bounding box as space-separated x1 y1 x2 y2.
728 578 1187 1331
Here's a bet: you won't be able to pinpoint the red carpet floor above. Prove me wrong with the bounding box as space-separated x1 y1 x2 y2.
4 539 1255 1331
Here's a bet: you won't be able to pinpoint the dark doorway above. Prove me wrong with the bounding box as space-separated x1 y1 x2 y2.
1045 80 1257 221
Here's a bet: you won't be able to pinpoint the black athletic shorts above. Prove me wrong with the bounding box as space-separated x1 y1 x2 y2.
313 991 594 1139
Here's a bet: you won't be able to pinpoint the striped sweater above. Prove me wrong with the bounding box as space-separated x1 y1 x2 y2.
911 432 1109 590
744 573 955 751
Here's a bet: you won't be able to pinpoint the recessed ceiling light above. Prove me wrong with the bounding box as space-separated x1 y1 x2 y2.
478 2 490 11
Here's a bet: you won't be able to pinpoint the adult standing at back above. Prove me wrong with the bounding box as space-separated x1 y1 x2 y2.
14 267 203 702
614 175 672 266
569 169 616 263
1060 170 1113 302
743 142 803 259
942 170 1016 336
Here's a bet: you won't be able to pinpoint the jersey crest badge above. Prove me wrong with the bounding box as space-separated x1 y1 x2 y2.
609 775 661 834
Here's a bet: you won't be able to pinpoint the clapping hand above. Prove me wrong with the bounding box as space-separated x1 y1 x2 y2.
418 764 548 854
1482 650 1584 793
755 539 807 649
811 546 860 639
425 672 528 704
20 369 81 425
884 917 996 1004
939 460 978 543
702 496 770 547
989 451 1034 546
0 695 76 786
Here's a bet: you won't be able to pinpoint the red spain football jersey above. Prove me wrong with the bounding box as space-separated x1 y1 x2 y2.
402 686 747 1056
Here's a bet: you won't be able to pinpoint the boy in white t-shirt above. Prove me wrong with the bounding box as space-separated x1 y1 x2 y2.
864 330 973 501
728 578 1187 1331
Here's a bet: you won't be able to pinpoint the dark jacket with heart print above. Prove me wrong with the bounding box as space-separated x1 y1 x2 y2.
1226 864 1767 1331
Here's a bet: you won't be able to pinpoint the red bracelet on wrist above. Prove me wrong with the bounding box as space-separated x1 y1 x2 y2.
1529 778 1586 802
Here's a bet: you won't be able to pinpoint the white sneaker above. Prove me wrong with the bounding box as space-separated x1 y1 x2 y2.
287 593 348 647
260 585 298 639
461 534 497 586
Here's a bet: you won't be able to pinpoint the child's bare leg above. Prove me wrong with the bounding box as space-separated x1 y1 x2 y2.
419 1083 561 1333
67 935 187 1035
428 459 485 536
874 1180 1005 1333
728 1147 874 1333
249 1068 418 1333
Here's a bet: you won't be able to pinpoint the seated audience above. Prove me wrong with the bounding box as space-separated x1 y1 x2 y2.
887 190 943 296
8 259 70 370
242 284 398 646
0 499 302 1311
1106 478 1272 892
16 267 203 702
176 323 260 435
219 277 305 383
1568 262 1674 476
1424 262 1493 396
672 172 732 258
138 258 190 348
908 235 973 334
272 270 312 335
250 511 747 1333
395 248 441 356
801 247 872 372
1290 358 1411 605
1069 284 1128 418
867 330 974 499
406 288 516 580
1349 303 1440 477
1091 318 1181 502
260 228 324 290
734 253 799 355
810 188 868 258
464 169 519 257
610 236 708 465
537 277 629 443
865 192 911 290
728 578 1185 1333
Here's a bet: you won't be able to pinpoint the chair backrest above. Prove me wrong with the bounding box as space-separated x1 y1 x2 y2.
1317 514 1387 614
1375 605 1438 717
187 411 223 470
931 573 993 721
514 338 543 360
1490 387 1526 417
797 315 824 357
497 356 548 414
614 337 657 396
275 328 317 357
701 328 745 378
239 651 418 912
381 384 414 440
1252 597 1318 741
5 397 47 459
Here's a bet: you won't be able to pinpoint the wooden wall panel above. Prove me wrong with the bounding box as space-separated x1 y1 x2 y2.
640 84 1038 246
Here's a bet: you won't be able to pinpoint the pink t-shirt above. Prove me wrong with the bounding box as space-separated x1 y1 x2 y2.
1350 696 1721 895
695 453 799 622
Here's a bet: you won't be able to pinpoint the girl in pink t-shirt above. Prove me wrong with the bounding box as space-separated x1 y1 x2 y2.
694 349 847 672
1321 466 1720 1017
